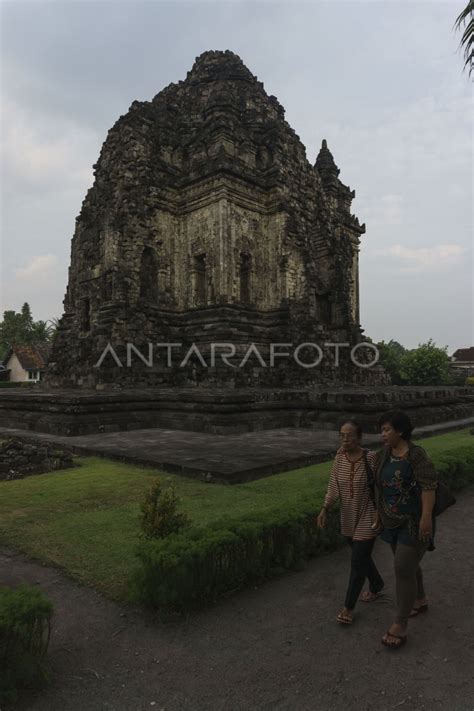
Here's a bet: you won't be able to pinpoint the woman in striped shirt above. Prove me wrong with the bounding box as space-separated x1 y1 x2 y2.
316 419 383 624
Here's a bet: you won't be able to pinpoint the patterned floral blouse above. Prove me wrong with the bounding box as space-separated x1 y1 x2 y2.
374 442 438 536
379 455 421 519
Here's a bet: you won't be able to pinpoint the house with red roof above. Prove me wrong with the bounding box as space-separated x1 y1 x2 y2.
2 344 51 382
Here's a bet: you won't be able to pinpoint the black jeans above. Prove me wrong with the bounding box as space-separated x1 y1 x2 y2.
344 537 384 611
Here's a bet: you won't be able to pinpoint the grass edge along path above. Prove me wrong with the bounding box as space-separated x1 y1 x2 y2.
0 429 473 605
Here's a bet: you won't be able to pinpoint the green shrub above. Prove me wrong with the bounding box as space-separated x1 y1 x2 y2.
132 445 474 611
132 503 343 610
431 445 474 492
139 477 191 540
466 375 474 386
0 584 53 704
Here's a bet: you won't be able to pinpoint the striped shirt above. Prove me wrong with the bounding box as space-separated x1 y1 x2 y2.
324 449 378 540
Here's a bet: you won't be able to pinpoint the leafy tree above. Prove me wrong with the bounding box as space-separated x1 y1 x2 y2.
0 312 22 356
0 303 56 361
20 302 34 335
400 339 451 386
376 340 407 384
455 1 474 75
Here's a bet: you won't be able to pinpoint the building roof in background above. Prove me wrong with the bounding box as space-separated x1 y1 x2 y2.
452 347 474 362
4 344 51 371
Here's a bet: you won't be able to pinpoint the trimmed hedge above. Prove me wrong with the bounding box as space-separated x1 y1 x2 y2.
0 585 53 704
132 443 474 611
133 505 342 610
0 381 38 388
430 444 474 493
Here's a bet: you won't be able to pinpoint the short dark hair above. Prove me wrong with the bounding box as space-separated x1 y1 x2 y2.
339 419 363 438
378 410 413 440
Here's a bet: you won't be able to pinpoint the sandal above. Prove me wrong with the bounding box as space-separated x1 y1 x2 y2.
409 604 428 617
337 610 353 625
360 590 383 603
381 631 407 649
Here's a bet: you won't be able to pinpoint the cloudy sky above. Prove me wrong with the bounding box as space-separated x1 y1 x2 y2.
1 0 472 351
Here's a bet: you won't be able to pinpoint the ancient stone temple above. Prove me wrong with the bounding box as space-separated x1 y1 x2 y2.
46 50 380 389
3 50 474 438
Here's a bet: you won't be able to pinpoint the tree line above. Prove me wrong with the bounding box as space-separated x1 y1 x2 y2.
375 339 462 386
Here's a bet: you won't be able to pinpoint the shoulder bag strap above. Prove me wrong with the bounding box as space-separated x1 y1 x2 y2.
362 448 375 502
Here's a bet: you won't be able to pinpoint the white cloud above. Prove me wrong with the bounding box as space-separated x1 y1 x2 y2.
362 194 404 228
1 97 96 193
15 254 59 280
375 244 467 274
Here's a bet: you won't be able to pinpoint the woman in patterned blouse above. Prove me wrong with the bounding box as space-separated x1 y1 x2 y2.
374 410 438 650
316 420 383 625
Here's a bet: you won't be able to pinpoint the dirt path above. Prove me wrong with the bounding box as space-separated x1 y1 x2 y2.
2 489 474 711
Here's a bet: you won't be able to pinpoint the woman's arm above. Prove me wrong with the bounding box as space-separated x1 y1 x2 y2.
316 459 339 528
412 446 438 541
419 490 436 540
366 450 383 529
323 459 340 510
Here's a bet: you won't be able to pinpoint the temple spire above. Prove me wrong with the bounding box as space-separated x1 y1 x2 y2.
315 139 340 186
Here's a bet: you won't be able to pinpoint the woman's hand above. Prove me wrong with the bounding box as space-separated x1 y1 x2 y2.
419 513 433 542
316 508 327 529
371 513 383 532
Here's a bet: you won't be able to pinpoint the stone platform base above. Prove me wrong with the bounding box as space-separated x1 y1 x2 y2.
0 418 472 483
0 386 473 436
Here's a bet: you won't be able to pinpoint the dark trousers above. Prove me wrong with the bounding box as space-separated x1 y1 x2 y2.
344 537 384 610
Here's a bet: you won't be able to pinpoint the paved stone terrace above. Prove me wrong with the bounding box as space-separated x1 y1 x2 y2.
0 417 472 483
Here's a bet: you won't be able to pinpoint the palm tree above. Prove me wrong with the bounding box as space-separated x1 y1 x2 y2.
455 1 474 75
32 320 54 342
45 317 62 339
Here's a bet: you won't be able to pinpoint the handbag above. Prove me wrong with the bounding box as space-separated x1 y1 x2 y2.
406 477 456 517
432 481 456 516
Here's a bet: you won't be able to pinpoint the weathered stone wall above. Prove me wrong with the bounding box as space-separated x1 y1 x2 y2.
0 437 74 480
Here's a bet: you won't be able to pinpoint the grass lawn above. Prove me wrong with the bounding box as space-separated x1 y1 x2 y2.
0 428 472 601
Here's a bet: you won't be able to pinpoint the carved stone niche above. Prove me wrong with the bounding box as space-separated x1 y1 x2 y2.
239 252 252 305
191 143 208 167
101 271 114 301
256 145 273 170
190 253 208 307
138 246 159 303
237 141 255 168
279 255 290 302
171 146 190 171
209 134 235 158
317 293 333 326
79 297 91 332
